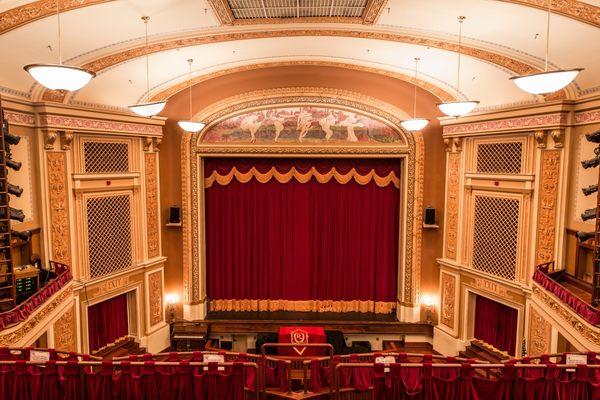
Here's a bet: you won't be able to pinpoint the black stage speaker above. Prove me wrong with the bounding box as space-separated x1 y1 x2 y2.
169 206 181 224
424 206 436 225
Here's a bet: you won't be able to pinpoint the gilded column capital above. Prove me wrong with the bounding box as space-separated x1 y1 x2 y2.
44 129 59 150
534 130 547 149
444 138 452 152
153 137 162 152
61 131 73 150
144 137 153 152
452 137 462 152
550 129 564 148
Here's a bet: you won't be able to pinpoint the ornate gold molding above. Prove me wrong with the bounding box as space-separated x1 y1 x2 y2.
535 150 560 265
148 270 163 326
528 306 552 356
150 61 456 103
47 152 72 265
532 284 600 347
443 113 569 136
445 152 461 260
53 304 77 352
81 30 536 76
144 153 160 259
497 0 600 29
0 0 113 35
210 299 395 313
440 272 456 329
0 287 73 346
183 89 422 306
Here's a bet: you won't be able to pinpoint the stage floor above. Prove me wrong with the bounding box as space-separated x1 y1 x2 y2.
204 311 432 335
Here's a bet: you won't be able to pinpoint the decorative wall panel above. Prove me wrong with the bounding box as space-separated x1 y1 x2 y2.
440 272 456 329
144 153 160 258
529 306 552 356
53 305 77 352
472 195 520 281
47 152 72 265
86 194 133 278
535 150 560 265
148 270 163 327
445 152 461 260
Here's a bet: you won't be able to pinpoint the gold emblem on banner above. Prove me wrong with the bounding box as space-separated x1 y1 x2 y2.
291 328 309 355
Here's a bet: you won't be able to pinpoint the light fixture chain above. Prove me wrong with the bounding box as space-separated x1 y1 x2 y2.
144 17 150 103
56 0 62 65
457 16 464 94
413 58 419 118
545 0 551 72
188 59 193 120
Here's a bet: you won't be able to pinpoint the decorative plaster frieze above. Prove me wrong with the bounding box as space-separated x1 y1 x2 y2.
532 284 600 349
3 110 35 127
47 152 72 265
574 109 600 125
443 113 569 135
39 115 163 135
529 306 552 356
440 272 456 329
535 150 560 265
145 153 160 259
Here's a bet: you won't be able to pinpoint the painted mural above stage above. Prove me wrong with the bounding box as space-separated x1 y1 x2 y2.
202 106 402 143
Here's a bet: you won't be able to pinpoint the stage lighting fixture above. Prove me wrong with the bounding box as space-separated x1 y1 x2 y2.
581 208 597 222
586 129 600 143
582 156 600 169
11 230 31 242
0 207 25 222
576 231 595 243
583 184 598 197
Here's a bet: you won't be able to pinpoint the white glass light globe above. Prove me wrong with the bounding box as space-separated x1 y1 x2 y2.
24 64 95 91
510 69 582 95
128 101 167 117
178 120 206 133
437 101 480 118
400 118 430 132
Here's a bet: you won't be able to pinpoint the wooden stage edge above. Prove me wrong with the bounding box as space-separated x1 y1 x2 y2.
197 312 434 335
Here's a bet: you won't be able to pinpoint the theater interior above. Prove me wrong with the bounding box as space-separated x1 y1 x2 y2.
0 0 600 398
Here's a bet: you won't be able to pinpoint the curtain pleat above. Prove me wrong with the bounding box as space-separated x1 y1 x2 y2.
87 293 129 352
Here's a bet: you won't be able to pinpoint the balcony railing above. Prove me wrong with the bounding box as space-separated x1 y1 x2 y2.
0 262 72 330
533 262 600 325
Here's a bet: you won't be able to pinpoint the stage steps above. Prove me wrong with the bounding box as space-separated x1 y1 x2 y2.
459 339 510 363
94 336 146 359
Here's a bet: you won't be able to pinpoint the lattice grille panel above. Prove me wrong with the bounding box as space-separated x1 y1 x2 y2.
228 0 368 19
475 142 523 174
83 141 130 173
86 195 133 279
472 196 519 281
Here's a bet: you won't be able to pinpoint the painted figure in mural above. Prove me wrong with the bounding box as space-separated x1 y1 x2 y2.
337 112 365 142
265 110 287 141
240 112 264 142
297 109 315 141
319 111 337 140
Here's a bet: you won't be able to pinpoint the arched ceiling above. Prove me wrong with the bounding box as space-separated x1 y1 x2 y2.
1 0 599 113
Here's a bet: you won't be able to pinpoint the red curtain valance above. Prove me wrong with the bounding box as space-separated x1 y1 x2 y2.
204 157 400 188
204 158 400 313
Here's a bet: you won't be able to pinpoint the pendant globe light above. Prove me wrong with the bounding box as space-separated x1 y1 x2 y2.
437 16 479 118
401 58 430 132
23 0 95 91
128 16 167 117
510 0 582 94
178 59 205 133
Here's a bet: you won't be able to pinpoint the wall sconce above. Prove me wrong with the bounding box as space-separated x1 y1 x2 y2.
165 293 179 326
421 294 437 325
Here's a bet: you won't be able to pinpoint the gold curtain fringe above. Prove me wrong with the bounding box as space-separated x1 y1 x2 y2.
209 299 396 314
204 166 400 189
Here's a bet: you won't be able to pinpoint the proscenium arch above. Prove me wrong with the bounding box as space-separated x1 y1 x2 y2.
180 91 425 313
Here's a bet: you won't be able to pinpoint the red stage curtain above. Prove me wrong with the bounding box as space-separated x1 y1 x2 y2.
474 295 517 355
87 293 129 351
204 158 399 313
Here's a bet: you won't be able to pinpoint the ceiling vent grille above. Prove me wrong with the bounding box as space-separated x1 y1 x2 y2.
228 0 368 19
